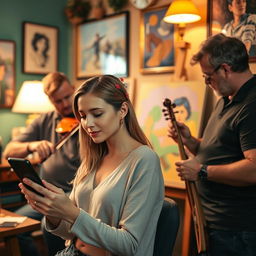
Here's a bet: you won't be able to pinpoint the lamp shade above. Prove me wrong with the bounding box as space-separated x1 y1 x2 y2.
163 0 201 24
12 81 54 113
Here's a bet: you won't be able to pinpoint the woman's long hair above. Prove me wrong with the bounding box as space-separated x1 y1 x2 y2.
73 75 151 185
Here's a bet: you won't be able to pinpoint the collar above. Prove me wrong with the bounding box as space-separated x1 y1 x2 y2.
222 75 256 104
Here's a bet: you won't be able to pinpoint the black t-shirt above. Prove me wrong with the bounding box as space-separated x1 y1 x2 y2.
196 76 256 231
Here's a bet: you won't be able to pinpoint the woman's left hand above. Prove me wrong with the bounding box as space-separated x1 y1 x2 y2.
19 178 80 224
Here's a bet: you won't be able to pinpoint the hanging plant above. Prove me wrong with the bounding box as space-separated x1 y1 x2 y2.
65 0 92 25
108 0 128 12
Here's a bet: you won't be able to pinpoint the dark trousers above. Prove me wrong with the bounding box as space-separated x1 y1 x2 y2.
16 204 65 256
207 228 256 256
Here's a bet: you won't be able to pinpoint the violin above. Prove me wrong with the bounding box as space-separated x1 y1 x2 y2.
40 117 79 163
54 117 80 151
56 117 79 134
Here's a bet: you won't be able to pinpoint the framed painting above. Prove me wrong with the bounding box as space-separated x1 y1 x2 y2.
23 22 58 74
140 6 175 74
0 40 15 108
76 12 129 79
207 0 256 62
134 80 206 188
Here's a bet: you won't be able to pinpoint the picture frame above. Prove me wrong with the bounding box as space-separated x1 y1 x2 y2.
76 12 129 79
23 22 58 74
140 6 175 74
0 40 15 108
134 80 206 188
207 0 256 62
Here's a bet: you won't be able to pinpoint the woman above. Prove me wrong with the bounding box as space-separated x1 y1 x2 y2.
19 75 164 256
31 32 49 68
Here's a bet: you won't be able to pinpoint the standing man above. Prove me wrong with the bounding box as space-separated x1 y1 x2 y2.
4 72 80 256
168 34 256 255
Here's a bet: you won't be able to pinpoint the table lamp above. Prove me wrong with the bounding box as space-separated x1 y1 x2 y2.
163 0 201 80
12 81 54 126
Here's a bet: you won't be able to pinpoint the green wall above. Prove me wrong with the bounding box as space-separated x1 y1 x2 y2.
0 0 72 148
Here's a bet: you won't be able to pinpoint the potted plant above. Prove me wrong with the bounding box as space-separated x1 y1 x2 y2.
65 0 92 25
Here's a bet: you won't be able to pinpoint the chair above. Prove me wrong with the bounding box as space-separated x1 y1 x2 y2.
153 197 180 256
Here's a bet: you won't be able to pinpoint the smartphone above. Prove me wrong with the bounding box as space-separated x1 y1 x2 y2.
0 221 18 227
7 157 45 196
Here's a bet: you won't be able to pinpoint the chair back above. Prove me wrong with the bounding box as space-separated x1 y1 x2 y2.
153 197 180 256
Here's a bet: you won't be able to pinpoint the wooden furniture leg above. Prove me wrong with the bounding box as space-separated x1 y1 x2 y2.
5 236 21 256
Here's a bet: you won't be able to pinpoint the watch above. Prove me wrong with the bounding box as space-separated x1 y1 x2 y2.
198 165 208 181
130 0 156 9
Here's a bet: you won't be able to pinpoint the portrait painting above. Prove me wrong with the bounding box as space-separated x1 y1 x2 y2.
208 0 256 61
0 40 15 108
76 12 129 79
140 6 175 74
23 22 58 74
134 81 206 188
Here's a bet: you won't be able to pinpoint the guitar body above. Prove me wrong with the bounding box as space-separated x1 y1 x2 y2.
163 98 208 254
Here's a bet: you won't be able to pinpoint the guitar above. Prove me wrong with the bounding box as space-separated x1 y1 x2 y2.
162 98 208 254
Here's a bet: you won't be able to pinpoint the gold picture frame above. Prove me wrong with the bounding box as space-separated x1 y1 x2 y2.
0 39 15 108
140 6 175 74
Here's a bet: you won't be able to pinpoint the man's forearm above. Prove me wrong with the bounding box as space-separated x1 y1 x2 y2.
3 141 30 158
185 136 201 155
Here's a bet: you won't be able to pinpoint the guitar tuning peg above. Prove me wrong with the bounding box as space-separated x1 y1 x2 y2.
174 111 179 114
172 103 176 108
164 113 168 117
162 108 166 112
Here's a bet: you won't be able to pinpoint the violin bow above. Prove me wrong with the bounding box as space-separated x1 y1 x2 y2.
40 124 79 164
162 98 208 255
55 124 79 150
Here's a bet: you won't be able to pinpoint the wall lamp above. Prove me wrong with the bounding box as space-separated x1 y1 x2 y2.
163 0 201 80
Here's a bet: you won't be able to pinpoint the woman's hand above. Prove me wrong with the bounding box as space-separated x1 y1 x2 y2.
19 178 80 224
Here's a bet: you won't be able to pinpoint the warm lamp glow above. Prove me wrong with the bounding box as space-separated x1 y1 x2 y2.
163 0 201 81
163 0 201 24
12 81 54 114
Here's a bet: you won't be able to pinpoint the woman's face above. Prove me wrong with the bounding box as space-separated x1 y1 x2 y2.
36 38 47 51
229 0 246 16
175 105 189 123
77 93 122 144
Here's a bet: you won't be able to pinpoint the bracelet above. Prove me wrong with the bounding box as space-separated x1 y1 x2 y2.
26 142 33 154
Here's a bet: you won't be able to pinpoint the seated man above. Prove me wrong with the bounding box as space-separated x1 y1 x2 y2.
3 72 80 256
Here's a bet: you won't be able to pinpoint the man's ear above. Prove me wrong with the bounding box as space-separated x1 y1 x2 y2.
222 63 232 73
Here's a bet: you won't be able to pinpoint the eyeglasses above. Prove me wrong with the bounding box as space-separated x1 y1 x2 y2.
202 65 221 85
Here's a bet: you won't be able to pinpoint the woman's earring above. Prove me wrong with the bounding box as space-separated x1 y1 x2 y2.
120 118 124 126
